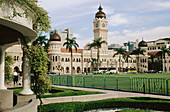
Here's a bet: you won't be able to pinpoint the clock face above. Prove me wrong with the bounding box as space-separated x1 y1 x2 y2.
102 23 105 27
96 23 98 28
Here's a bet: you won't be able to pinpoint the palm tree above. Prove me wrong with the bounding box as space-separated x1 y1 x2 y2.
63 37 79 75
123 53 132 69
32 35 49 52
132 47 146 73
90 58 97 73
113 47 127 73
158 47 170 72
148 55 157 70
87 38 107 71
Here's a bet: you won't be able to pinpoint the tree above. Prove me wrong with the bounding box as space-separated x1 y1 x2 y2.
32 35 49 52
123 53 132 69
132 47 146 73
63 37 79 75
90 58 97 73
5 53 14 81
113 47 127 72
28 45 51 106
148 55 157 70
87 38 107 71
157 47 170 72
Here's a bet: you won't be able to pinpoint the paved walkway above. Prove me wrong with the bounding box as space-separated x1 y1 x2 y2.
38 85 170 105
52 85 170 100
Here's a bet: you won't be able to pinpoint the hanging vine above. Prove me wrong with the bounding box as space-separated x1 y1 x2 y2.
0 0 51 33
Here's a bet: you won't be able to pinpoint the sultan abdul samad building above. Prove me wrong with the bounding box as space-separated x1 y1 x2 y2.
48 5 149 74
6 5 170 74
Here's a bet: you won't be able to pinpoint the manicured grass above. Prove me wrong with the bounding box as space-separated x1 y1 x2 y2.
8 86 103 98
41 87 103 98
120 109 152 112
86 73 170 79
38 97 170 112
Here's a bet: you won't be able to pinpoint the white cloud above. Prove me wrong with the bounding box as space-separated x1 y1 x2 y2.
77 37 93 49
108 14 129 26
73 33 81 38
108 26 170 45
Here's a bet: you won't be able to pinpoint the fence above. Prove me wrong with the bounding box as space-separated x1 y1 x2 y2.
50 75 170 96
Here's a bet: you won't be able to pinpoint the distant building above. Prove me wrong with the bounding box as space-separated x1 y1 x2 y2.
123 39 139 51
108 43 122 50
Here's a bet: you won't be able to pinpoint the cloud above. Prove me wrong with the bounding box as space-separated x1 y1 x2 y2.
73 33 81 38
108 14 129 26
108 26 170 45
77 37 93 49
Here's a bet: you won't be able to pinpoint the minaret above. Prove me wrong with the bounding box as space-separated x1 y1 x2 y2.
93 5 108 54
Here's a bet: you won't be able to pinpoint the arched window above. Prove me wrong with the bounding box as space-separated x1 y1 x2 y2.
53 66 55 70
53 56 54 62
61 58 64 62
77 58 78 62
55 56 57 61
77 67 80 73
14 56 17 61
66 67 69 73
17 56 19 61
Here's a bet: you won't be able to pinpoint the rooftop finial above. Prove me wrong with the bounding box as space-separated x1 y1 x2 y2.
98 4 103 11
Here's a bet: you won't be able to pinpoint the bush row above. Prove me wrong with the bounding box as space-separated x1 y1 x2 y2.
38 97 170 112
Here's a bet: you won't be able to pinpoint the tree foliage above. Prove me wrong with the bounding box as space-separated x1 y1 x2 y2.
87 38 107 71
113 47 127 72
5 52 14 81
0 0 51 33
63 37 79 75
28 45 51 105
32 35 49 52
132 47 146 73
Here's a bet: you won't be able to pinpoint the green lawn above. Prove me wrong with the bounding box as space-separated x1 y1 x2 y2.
83 73 170 79
8 86 103 98
38 97 170 112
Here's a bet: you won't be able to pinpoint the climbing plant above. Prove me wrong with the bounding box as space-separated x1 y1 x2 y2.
0 0 51 33
5 52 14 81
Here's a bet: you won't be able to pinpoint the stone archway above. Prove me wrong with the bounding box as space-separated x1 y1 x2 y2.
77 67 80 73
61 67 64 74
66 67 69 73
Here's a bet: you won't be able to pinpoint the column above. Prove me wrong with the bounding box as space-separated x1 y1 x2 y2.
19 48 33 95
0 47 7 89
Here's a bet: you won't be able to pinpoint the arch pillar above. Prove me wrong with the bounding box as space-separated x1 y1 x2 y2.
0 46 7 89
19 47 33 95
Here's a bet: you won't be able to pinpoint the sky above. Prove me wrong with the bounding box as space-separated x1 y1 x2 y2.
38 0 170 48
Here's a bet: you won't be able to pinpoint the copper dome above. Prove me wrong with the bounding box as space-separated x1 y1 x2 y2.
95 5 106 19
50 30 61 41
138 40 147 47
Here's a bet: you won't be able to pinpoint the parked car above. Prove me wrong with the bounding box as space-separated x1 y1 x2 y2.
147 70 156 73
157 71 163 73
47 72 56 75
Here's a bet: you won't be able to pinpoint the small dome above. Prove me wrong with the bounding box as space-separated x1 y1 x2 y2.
50 30 61 41
138 39 147 47
95 5 106 19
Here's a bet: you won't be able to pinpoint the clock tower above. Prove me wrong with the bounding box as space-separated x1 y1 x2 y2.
93 5 108 54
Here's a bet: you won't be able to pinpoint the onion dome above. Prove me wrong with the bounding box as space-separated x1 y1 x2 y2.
50 30 61 41
95 5 106 19
138 39 147 47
